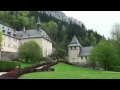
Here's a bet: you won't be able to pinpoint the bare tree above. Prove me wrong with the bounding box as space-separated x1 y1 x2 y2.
111 23 120 59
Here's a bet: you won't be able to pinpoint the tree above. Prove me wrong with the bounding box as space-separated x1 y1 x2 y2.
111 23 120 59
0 30 3 60
89 33 97 46
89 40 118 70
18 41 43 63
50 48 66 61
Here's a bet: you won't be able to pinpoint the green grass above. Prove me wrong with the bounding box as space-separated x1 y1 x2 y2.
20 62 35 69
19 62 120 79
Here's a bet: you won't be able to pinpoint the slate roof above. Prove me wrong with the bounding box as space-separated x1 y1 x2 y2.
16 29 51 42
0 24 51 42
68 36 82 47
68 35 93 56
0 24 17 38
80 46 93 56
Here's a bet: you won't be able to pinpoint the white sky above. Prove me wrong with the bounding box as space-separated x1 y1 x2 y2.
62 11 120 38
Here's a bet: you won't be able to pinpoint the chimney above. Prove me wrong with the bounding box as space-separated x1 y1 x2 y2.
37 17 41 31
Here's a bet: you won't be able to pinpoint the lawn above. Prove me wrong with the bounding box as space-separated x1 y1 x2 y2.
20 62 35 69
19 62 120 79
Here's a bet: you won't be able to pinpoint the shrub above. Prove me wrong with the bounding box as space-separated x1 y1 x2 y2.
18 40 43 63
0 61 21 72
0 61 58 79
112 66 120 72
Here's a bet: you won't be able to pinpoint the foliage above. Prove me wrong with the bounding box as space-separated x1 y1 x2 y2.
50 48 66 60
112 66 120 72
0 61 21 72
111 23 120 59
0 30 3 49
89 40 118 70
18 40 43 63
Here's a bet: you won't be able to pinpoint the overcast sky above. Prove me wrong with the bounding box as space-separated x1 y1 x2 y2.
62 11 120 38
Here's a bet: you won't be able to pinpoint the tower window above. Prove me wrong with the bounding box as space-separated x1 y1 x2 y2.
81 56 83 60
74 46 76 49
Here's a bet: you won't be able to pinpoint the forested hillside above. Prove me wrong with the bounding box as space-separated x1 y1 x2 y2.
0 11 103 50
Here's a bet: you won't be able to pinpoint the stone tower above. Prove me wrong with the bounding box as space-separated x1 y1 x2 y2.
68 36 82 63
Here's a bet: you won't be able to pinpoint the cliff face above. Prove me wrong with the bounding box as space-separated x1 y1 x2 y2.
39 11 83 26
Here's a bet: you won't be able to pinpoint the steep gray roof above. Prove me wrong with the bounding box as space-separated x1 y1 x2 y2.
68 36 82 47
0 24 17 38
0 24 51 42
80 46 93 56
16 29 51 42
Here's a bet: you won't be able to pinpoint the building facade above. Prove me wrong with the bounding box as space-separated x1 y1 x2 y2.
68 36 93 65
0 17 52 58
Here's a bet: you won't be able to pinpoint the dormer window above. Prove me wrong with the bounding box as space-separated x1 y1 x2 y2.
13 33 16 36
2 30 5 33
7 31 11 35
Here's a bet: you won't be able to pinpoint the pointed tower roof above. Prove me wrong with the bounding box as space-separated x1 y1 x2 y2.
68 36 82 47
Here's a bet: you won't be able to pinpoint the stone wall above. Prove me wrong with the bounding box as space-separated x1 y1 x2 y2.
0 51 18 60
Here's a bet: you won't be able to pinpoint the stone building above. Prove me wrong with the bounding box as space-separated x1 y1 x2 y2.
68 36 93 65
0 17 52 60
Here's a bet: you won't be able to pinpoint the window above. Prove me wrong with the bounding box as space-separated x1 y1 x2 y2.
74 46 76 49
81 56 83 60
85 56 87 60
72 58 75 60
4 42 5 46
8 44 10 47
3 30 5 33
71 47 72 49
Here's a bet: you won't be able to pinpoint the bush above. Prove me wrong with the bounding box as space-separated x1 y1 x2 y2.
18 40 43 63
112 66 120 72
0 62 58 79
0 61 21 72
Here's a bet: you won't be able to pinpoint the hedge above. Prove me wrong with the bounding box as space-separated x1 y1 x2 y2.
112 66 120 72
0 61 58 79
0 61 21 72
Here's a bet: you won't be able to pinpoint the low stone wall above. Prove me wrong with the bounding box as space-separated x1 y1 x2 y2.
0 51 18 60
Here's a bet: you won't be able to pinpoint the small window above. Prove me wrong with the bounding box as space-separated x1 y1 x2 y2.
13 33 16 36
74 46 76 49
21 35 22 37
81 56 83 60
72 58 75 60
3 30 5 33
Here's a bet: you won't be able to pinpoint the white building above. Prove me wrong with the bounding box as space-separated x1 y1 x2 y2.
0 17 52 58
68 36 93 65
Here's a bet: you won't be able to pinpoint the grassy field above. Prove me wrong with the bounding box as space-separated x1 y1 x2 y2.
19 62 120 79
20 62 35 69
